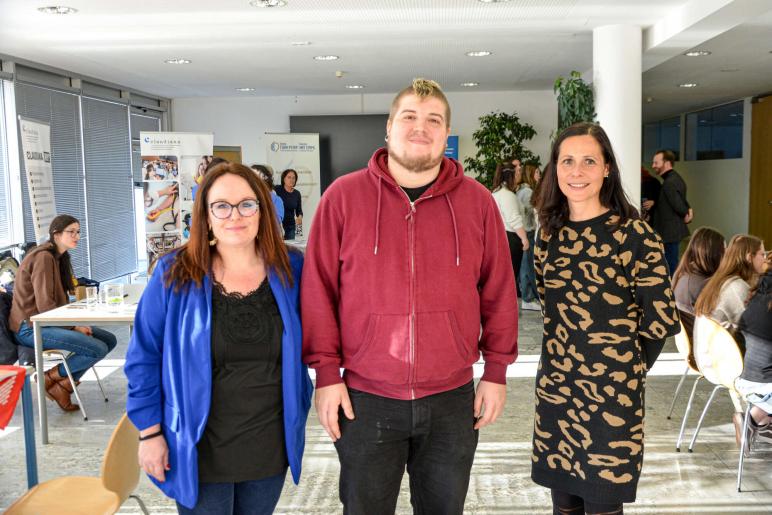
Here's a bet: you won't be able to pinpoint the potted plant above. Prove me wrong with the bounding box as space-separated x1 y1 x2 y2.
554 70 596 134
465 111 541 190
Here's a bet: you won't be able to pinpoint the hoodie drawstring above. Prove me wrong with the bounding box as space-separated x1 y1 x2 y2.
374 175 382 255
444 194 460 266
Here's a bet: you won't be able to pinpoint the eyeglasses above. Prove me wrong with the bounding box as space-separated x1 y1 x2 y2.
209 199 259 219
64 229 81 236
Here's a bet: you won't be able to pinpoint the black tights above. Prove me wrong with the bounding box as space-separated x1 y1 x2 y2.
551 490 623 515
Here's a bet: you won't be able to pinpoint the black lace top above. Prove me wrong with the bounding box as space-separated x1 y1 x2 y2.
197 277 288 483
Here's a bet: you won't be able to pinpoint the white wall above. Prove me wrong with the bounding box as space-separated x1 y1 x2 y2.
674 97 752 239
171 90 557 175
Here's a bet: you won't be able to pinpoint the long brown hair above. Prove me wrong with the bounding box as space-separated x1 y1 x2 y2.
492 163 517 192
534 122 638 237
48 214 79 294
672 227 726 288
164 163 292 290
520 164 539 190
694 234 763 316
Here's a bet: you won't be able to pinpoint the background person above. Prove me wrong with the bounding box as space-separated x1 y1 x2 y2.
125 163 312 513
532 123 680 515
518 163 540 311
10 215 117 412
274 169 303 240
491 162 529 300
251 164 284 223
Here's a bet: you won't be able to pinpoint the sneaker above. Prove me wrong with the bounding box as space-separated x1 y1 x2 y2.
756 425 772 445
733 412 759 457
521 300 541 311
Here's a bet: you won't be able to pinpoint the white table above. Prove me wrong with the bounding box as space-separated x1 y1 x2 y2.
30 283 144 444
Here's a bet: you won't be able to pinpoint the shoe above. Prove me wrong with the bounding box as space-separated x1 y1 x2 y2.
733 412 759 457
756 425 772 445
521 300 541 311
44 368 80 412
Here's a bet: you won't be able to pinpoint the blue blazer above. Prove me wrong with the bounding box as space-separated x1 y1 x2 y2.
124 250 312 509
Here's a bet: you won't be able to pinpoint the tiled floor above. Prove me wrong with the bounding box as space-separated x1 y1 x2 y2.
2 311 771 514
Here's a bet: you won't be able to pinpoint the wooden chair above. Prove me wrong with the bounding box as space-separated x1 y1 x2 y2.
6 413 149 514
667 318 697 420
683 315 744 453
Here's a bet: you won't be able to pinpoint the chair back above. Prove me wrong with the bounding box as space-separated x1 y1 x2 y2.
692 315 744 389
100 413 141 503
674 312 699 372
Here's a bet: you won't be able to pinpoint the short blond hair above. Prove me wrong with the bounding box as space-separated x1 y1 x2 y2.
389 78 451 127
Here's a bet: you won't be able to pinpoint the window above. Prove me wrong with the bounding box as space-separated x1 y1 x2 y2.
0 82 11 247
685 101 743 160
642 116 680 162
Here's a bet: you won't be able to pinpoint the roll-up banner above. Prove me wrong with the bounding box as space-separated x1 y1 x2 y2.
19 117 56 243
265 133 321 242
139 132 213 265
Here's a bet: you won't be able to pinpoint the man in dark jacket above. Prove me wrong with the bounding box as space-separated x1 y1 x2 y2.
649 149 692 275
301 79 518 515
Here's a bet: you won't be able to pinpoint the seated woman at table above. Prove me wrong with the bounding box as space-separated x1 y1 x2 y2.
9 215 117 412
125 162 312 513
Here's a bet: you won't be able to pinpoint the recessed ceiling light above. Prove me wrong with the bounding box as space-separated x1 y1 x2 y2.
236 87 255 92
291 41 311 46
461 82 479 87
466 51 492 57
164 58 191 65
478 0 511 3
249 0 287 7
345 85 365 89
684 50 711 57
37 5 77 14
314 55 339 61
678 83 698 88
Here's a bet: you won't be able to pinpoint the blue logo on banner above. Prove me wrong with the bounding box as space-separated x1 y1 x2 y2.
445 135 459 160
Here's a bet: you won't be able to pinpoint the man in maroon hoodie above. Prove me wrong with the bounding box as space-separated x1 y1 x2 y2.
301 79 518 514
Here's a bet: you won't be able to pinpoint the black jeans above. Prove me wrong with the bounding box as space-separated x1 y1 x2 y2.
506 231 524 297
334 381 479 515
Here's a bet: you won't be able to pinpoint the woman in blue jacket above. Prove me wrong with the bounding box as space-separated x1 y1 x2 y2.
125 162 312 514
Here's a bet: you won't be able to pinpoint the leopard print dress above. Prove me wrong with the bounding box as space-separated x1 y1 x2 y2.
530 211 679 504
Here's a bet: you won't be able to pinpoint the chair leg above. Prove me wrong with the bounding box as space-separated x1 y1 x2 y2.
667 364 690 420
92 366 108 403
59 357 88 421
677 376 702 451
737 402 753 492
129 494 150 515
688 385 724 452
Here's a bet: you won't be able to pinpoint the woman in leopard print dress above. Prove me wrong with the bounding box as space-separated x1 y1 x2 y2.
530 123 680 514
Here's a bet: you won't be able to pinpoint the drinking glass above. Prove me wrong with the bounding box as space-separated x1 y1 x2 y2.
85 286 98 307
104 284 124 311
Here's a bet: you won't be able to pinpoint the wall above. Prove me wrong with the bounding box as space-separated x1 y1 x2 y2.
171 90 557 175
673 97 752 239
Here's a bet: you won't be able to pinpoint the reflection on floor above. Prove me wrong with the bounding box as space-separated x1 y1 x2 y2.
1 311 770 514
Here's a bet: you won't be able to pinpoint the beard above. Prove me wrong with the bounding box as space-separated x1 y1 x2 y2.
387 141 445 174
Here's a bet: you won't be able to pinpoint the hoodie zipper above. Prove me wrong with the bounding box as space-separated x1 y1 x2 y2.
400 189 432 400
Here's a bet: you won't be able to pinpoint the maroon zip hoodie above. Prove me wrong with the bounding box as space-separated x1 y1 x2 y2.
301 148 518 400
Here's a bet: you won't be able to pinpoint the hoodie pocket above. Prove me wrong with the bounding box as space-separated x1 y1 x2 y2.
345 313 410 385
415 311 473 383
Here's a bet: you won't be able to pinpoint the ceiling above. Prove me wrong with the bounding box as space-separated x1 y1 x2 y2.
0 0 771 121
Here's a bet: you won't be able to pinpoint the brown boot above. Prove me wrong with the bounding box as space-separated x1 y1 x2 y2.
56 376 80 394
44 368 80 412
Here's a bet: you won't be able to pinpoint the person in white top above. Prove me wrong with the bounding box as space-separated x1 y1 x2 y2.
491 163 529 299
515 162 541 311
695 234 766 331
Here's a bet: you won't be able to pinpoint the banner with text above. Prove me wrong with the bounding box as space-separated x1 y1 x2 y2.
139 132 213 265
19 117 56 243
265 133 321 241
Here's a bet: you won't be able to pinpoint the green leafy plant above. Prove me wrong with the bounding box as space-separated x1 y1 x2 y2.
554 70 596 134
465 111 541 190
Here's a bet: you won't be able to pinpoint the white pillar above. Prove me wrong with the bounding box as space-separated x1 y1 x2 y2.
593 25 642 209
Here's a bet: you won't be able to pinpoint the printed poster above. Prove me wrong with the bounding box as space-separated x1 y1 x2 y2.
19 117 56 243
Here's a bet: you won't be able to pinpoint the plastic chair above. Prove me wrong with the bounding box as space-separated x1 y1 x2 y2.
736 399 761 492
667 319 696 420
41 349 108 421
682 316 744 453
5 413 149 514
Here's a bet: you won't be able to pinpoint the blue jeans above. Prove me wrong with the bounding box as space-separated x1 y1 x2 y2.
519 231 538 302
14 321 117 381
176 471 287 515
283 225 295 240
334 382 479 515
664 241 680 277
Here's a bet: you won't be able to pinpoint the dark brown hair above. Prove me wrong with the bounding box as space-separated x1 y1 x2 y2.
492 163 517 192
655 149 677 165
164 163 292 290
280 168 298 189
694 234 763 317
521 164 539 190
673 227 726 288
48 214 79 294
534 122 638 237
